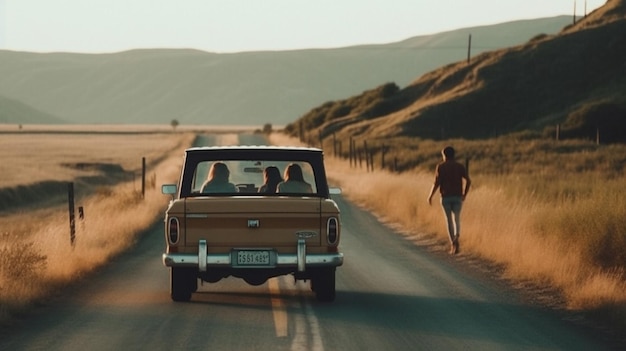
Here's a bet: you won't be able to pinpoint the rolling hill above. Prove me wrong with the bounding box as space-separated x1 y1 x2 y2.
287 0 626 143
0 16 572 127
0 95 66 124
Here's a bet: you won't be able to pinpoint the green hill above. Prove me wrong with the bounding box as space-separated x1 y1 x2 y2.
0 95 66 124
288 0 626 143
0 17 571 126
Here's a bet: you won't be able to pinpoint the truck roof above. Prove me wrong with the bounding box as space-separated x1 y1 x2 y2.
186 145 322 153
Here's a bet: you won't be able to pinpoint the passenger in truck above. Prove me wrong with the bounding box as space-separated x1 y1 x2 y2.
201 162 238 193
277 163 313 193
258 166 283 194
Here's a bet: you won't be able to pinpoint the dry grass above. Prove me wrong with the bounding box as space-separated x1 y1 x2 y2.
0 131 195 323
0 131 186 187
270 132 626 326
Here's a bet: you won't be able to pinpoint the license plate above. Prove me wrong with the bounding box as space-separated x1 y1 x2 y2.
236 250 270 265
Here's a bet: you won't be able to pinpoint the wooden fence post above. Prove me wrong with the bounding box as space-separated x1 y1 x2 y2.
349 137 353 167
318 130 323 149
363 140 369 171
556 124 560 141
467 34 472 64
142 157 146 199
68 182 76 247
352 138 357 166
79 206 85 232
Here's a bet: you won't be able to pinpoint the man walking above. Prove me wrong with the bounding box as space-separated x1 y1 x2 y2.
427 146 471 255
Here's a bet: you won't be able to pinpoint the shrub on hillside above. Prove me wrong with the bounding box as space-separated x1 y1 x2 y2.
561 102 626 143
529 33 550 43
328 104 352 120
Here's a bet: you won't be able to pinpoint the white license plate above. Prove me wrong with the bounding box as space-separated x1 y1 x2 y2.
236 250 270 265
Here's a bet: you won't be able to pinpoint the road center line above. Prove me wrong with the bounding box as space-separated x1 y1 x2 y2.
290 280 324 351
304 300 323 351
268 278 288 337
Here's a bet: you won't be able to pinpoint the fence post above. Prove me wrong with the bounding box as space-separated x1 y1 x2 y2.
467 34 472 64
318 130 323 149
142 157 146 199
556 124 560 141
363 140 369 171
68 182 76 247
78 206 85 232
352 138 356 166
349 137 353 167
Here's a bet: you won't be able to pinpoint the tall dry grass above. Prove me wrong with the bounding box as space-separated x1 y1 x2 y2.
270 133 626 320
0 133 187 188
0 132 195 323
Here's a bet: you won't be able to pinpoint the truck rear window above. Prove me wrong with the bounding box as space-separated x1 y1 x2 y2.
189 160 318 195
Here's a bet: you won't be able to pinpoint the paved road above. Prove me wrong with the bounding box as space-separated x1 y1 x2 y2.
0 134 615 350
0 195 614 350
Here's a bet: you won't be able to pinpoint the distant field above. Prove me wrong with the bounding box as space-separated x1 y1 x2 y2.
1 132 180 188
0 123 261 133
0 124 265 187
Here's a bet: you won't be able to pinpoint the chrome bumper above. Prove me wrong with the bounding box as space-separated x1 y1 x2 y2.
163 239 343 272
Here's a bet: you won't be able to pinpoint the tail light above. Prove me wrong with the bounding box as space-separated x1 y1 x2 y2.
326 217 339 245
168 217 180 245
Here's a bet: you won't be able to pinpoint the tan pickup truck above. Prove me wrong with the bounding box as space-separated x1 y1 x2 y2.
162 146 343 302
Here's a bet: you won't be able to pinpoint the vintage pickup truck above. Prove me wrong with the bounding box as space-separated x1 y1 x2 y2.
161 146 343 302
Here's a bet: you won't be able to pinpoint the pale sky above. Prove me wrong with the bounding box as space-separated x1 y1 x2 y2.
0 0 606 54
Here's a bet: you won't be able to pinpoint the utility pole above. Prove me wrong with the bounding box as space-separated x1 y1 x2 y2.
467 34 472 64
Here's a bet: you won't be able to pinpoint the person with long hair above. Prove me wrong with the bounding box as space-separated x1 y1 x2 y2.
201 162 237 193
277 163 313 193
258 166 283 194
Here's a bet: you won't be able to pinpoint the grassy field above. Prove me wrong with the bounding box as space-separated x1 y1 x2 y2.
271 132 626 329
0 130 196 323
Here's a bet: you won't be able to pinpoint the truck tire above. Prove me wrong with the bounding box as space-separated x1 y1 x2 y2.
170 267 197 302
313 268 336 302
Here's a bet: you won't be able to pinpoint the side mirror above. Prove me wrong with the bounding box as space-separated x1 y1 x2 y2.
329 187 342 195
161 184 177 195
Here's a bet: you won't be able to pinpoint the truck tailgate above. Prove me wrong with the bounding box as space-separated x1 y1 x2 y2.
183 197 323 247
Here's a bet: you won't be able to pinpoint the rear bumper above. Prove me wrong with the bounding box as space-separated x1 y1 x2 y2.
163 239 343 272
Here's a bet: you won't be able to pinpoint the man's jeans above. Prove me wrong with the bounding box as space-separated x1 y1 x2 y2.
441 196 463 242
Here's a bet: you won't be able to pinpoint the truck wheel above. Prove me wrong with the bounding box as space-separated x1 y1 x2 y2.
313 268 336 302
170 267 197 302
